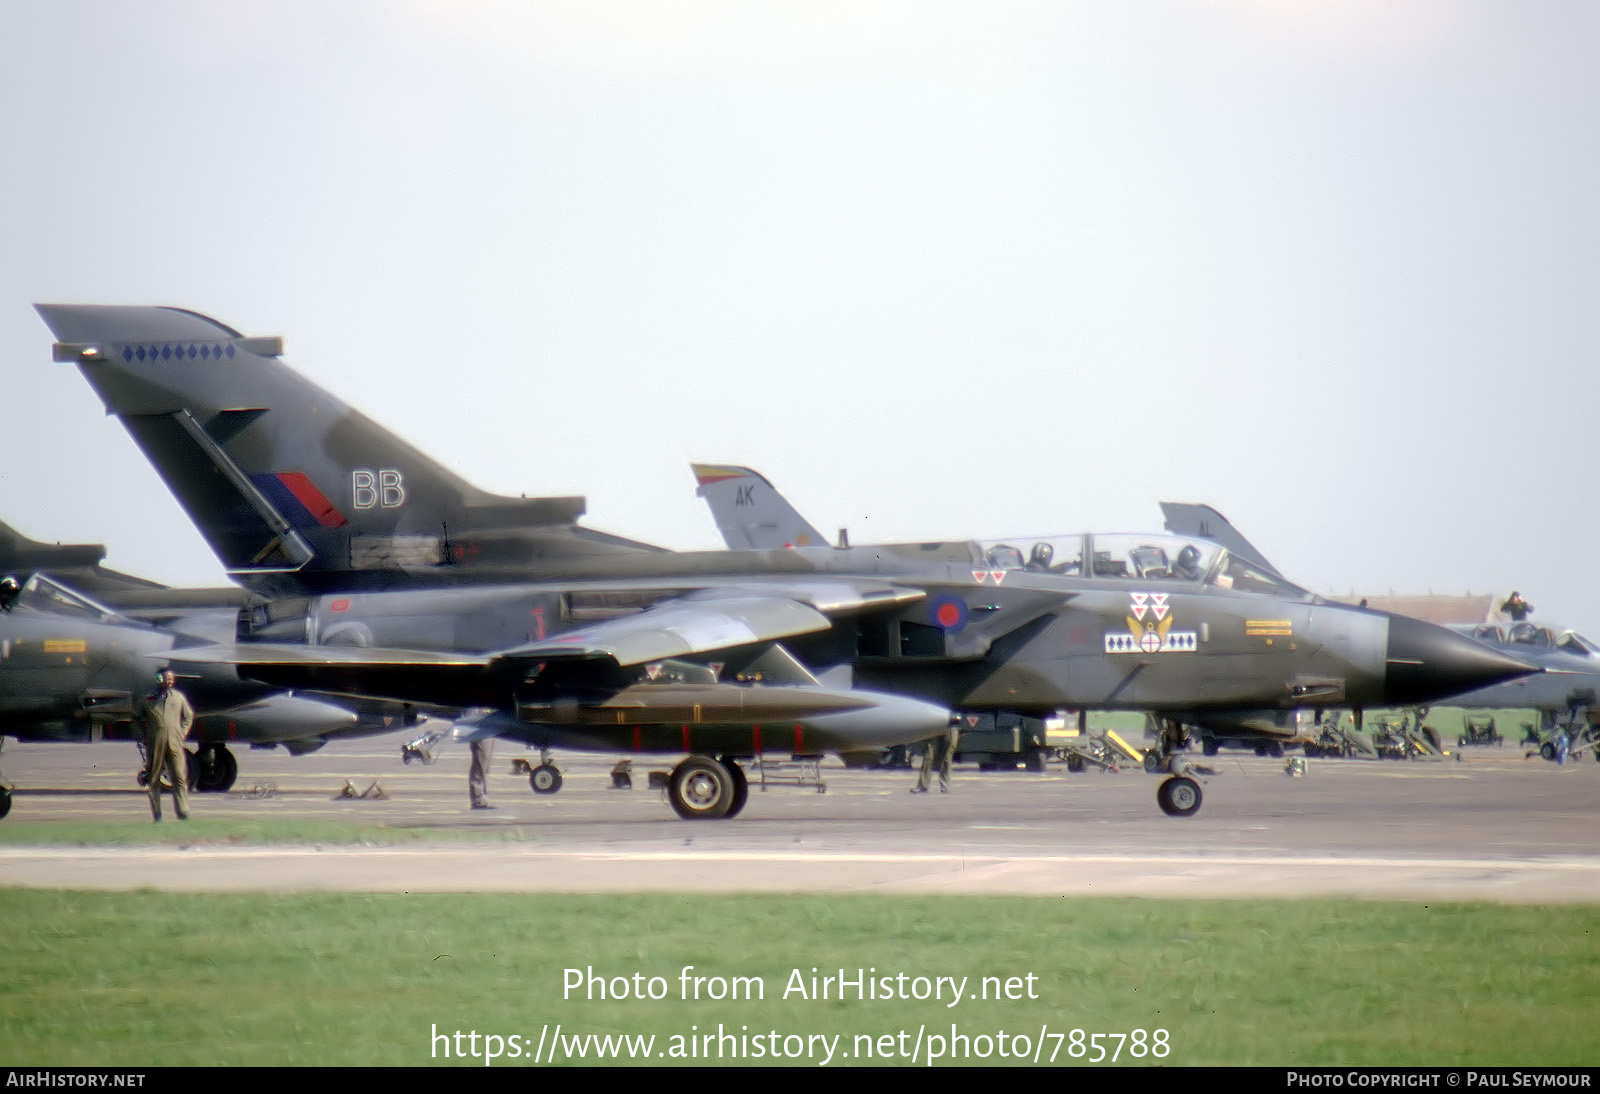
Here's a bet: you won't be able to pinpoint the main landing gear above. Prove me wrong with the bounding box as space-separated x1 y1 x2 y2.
667 755 748 820
137 743 237 792
190 745 239 793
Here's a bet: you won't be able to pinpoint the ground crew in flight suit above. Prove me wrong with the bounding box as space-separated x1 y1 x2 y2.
911 726 958 793
141 667 194 822
469 737 495 809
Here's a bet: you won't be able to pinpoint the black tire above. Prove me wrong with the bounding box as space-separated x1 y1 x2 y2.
1157 776 1202 818
1202 739 1219 757
529 763 563 794
719 757 749 818
1540 742 1556 761
1065 754 1085 774
1143 751 1163 774
669 756 735 819
194 746 238 793
0 786 11 821
1024 750 1046 774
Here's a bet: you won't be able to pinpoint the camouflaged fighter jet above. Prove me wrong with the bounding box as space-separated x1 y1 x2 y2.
0 571 422 819
693 466 1515 763
0 521 428 815
1438 621 1600 761
40 305 1538 817
1158 502 1600 759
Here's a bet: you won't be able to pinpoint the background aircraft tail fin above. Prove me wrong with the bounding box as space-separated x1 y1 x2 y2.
0 518 107 574
1159 501 1285 579
691 463 828 550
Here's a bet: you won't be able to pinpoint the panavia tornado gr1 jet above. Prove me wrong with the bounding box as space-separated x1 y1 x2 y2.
1447 621 1600 761
0 570 420 819
38 304 1538 817
694 466 1543 763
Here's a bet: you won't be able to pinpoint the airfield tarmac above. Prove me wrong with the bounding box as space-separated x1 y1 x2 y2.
1 735 1597 902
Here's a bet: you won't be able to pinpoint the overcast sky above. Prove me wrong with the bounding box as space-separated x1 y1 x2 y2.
2 2 1596 633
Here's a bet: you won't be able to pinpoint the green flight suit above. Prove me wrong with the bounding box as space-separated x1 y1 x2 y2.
142 685 194 821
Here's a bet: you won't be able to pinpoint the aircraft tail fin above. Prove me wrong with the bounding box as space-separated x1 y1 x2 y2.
691 464 829 550
1159 502 1285 579
38 304 659 583
0 518 169 594
0 519 107 574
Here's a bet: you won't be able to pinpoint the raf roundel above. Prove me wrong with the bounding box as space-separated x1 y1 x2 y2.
929 594 969 633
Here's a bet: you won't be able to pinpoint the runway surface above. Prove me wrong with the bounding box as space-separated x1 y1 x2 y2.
2 736 1597 901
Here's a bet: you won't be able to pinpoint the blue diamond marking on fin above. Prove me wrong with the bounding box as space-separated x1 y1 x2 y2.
187 344 197 359
122 346 133 363
135 346 146 361
225 344 235 359
161 345 171 360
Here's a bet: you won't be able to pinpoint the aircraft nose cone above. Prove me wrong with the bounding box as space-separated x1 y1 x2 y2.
1384 614 1540 705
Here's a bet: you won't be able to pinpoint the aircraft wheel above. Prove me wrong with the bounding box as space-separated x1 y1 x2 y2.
529 763 563 795
1157 776 1202 818
193 746 238 793
1065 754 1085 774
669 756 735 820
719 757 749 818
0 786 11 821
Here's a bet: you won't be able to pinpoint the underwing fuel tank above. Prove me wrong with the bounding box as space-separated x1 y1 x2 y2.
517 682 952 754
192 693 360 745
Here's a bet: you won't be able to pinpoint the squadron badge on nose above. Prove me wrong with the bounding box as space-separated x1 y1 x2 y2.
1104 592 1198 654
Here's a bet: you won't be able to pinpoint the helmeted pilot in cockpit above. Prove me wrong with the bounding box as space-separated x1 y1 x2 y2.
1172 544 1203 581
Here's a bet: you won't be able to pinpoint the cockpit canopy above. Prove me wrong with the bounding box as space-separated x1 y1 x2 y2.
10 573 125 623
1472 621 1600 658
975 533 1308 598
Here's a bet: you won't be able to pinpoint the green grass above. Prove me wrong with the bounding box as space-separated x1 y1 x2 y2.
1 890 1595 1066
